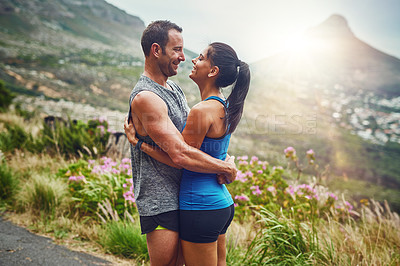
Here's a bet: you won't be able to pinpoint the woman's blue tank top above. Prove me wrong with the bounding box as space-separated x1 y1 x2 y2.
179 96 234 210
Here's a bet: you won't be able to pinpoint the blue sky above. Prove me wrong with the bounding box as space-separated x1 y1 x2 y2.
105 0 400 63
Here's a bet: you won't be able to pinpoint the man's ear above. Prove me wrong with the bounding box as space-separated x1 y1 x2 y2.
208 66 219 78
151 43 162 58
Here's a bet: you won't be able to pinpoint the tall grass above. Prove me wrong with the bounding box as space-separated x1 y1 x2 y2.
243 208 323 265
238 200 400 265
0 161 18 202
15 174 71 216
99 220 148 261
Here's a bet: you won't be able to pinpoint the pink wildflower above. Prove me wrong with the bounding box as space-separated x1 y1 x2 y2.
267 186 276 196
121 158 131 164
272 166 283 172
97 125 105 134
345 201 353 211
234 194 250 201
251 156 259 161
306 149 314 156
98 116 107 123
236 171 248 183
107 128 116 134
250 185 262 195
284 146 296 157
327 192 338 201
245 171 253 177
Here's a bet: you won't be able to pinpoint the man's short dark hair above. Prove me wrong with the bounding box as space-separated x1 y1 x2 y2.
141 20 183 57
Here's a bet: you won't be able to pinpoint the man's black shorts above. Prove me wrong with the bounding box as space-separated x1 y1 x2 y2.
139 210 179 234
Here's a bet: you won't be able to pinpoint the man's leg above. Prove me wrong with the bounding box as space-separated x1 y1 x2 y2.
146 229 180 266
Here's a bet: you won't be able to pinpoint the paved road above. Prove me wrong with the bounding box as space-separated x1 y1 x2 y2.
0 216 112 265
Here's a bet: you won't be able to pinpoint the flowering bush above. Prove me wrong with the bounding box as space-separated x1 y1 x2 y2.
228 149 353 222
57 157 136 218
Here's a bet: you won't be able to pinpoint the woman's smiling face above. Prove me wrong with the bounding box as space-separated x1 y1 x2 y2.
189 47 213 84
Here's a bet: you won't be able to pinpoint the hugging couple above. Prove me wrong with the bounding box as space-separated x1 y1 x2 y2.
123 20 250 265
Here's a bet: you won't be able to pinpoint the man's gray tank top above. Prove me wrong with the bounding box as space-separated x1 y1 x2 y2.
128 75 189 216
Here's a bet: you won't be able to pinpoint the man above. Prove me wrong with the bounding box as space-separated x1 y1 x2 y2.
125 21 237 265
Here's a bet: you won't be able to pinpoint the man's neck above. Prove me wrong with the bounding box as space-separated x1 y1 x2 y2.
143 65 168 89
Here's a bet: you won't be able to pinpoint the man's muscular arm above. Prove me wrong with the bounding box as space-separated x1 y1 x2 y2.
131 91 236 181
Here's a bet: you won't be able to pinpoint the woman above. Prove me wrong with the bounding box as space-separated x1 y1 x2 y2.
125 42 250 265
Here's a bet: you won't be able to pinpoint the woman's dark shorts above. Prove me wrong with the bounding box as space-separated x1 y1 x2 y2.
139 210 179 234
180 204 235 243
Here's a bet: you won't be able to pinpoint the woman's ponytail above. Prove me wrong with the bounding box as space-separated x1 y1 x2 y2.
208 42 251 134
226 60 250 134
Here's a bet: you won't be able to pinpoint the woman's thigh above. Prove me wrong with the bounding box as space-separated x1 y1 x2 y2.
181 239 217 266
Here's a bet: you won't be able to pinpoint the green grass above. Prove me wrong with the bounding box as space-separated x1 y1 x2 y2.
99 220 148 261
0 162 18 202
0 121 39 153
15 174 71 216
243 208 323 265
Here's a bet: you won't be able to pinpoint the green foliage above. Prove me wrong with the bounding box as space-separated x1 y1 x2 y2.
0 113 111 159
0 121 40 153
41 117 110 159
16 174 71 216
228 154 348 223
57 158 135 218
243 208 332 265
0 80 15 112
0 161 19 202
98 220 148 261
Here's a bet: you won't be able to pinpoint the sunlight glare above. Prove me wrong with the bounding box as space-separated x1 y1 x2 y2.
284 34 310 53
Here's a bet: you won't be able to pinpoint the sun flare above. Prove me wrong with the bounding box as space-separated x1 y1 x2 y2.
284 34 311 53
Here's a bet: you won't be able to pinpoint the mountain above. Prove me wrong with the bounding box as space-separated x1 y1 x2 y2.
0 0 199 110
0 0 145 55
253 15 400 97
237 14 400 210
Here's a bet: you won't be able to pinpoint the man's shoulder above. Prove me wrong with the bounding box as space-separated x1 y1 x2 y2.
132 90 164 106
167 79 182 90
133 75 155 91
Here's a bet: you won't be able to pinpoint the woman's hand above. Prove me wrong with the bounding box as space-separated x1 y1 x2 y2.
124 116 138 146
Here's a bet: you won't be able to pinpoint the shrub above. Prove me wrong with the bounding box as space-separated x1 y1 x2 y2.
41 117 110 159
0 80 15 112
0 159 19 202
99 220 148 261
15 174 71 216
0 122 39 153
57 157 136 218
228 153 350 223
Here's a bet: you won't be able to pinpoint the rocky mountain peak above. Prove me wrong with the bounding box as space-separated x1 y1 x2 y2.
306 14 355 39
